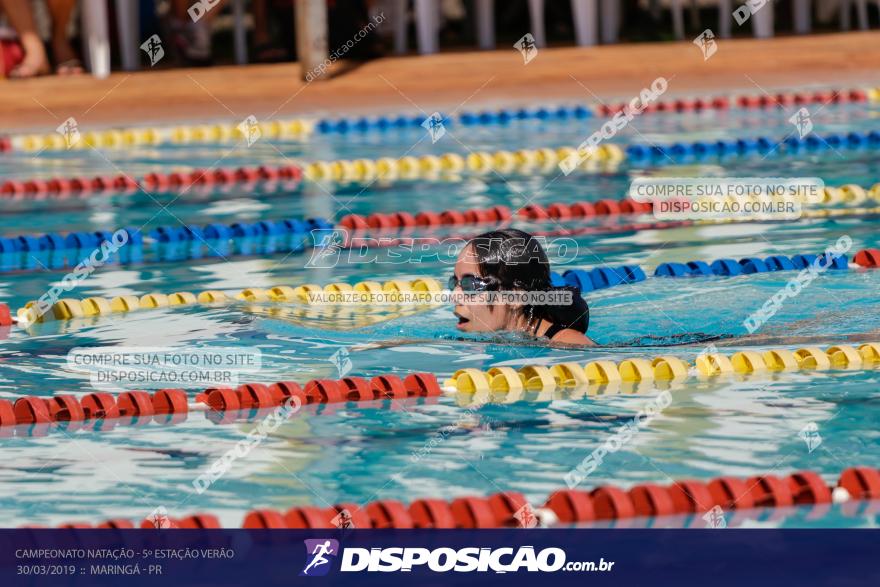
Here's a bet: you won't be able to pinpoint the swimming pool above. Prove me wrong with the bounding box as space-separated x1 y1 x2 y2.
2 90 880 529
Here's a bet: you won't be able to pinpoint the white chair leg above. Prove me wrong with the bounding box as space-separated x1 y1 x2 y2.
232 0 247 64
717 0 732 38
527 0 547 47
475 0 494 49
793 0 811 34
598 0 617 43
81 0 111 78
572 0 598 46
393 0 407 54
114 0 139 71
414 0 438 54
671 0 685 40
752 1 774 37
856 0 869 29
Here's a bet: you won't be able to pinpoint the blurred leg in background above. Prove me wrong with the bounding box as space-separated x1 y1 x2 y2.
46 0 81 74
327 0 382 60
0 0 49 77
252 0 287 61
169 0 226 64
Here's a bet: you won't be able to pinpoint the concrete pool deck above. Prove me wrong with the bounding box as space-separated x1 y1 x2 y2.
2 31 880 134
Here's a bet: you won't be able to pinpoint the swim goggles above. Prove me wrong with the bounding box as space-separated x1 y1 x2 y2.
447 274 495 292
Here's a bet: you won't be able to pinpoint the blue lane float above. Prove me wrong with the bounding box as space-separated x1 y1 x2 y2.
791 254 818 269
548 251 852 301
552 264 646 295
765 255 796 271
710 258 743 276
626 130 880 165
559 269 594 293
148 218 329 244
0 217 330 275
559 248 849 292
654 262 689 277
548 248 850 299
686 260 713 276
739 257 770 274
315 105 595 134
653 254 850 278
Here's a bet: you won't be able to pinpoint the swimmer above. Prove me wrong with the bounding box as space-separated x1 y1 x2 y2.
450 228 596 346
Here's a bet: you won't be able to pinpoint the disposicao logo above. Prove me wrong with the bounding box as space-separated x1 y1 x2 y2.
301 539 340 577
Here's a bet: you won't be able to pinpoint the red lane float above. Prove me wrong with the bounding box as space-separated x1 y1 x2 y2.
789 471 832 504
46 467 873 529
367 501 414 529
854 248 880 268
629 484 676 517
285 506 336 529
339 199 651 230
0 400 16 426
0 303 12 327
668 480 714 513
13 397 51 424
747 475 793 507
117 391 155 417
545 490 595 523
708 477 754 509
838 467 880 499
46 395 86 421
597 88 865 117
592 486 636 519
0 164 304 198
0 373 442 429
410 499 457 528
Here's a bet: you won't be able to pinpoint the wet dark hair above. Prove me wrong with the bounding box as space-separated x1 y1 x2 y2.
465 229 589 334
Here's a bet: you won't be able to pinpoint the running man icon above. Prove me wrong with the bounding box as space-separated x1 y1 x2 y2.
300 539 340 577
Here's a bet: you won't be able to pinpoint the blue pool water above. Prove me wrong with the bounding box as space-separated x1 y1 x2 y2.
2 98 880 528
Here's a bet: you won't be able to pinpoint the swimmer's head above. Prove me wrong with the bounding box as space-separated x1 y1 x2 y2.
451 228 545 332
451 228 587 335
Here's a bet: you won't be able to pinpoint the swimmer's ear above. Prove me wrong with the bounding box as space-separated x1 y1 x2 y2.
505 295 526 311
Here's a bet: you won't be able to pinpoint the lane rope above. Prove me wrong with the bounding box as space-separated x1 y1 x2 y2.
34 466 880 528
341 185 880 230
0 187 877 279
0 216 331 276
5 86 872 154
4 120 314 153
8 132 880 196
2 342 878 438
0 165 303 198
9 243 880 327
11 277 447 324
444 343 880 394
0 185 873 259
0 372 443 432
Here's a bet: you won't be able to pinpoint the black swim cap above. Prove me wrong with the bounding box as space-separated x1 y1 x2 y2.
466 229 589 334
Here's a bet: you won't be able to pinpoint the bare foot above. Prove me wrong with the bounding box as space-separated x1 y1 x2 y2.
9 36 49 78
9 58 49 78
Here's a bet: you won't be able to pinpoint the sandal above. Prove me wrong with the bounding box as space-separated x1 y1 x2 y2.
55 58 84 76
254 42 288 63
